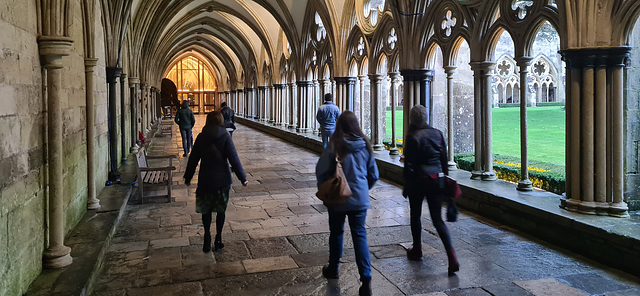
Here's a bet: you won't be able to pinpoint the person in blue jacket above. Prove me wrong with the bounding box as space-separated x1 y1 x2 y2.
184 111 248 253
315 111 379 296
316 93 341 149
175 100 196 157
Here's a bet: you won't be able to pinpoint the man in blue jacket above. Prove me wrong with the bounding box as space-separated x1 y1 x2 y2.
316 93 341 149
175 100 196 157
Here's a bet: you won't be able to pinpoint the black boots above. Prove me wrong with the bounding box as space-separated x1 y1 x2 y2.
359 280 372 296
321 264 339 279
203 232 211 252
214 234 224 251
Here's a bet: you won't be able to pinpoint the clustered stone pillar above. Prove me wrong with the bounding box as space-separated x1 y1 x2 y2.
236 89 244 117
400 69 433 142
334 77 356 111
39 36 74 268
369 74 385 150
516 57 533 191
444 66 457 170
296 81 312 132
120 73 128 162
273 84 284 125
85 58 100 210
106 66 122 181
312 79 320 134
288 82 297 129
560 48 630 217
470 62 497 181
245 87 254 119
357 75 367 131
129 77 140 154
388 72 400 155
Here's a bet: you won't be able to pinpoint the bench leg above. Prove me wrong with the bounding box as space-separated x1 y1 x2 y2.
168 171 173 203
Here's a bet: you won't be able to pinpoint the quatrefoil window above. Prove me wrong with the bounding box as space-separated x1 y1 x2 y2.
512 0 534 20
441 10 457 37
357 37 365 56
388 28 397 50
498 60 511 76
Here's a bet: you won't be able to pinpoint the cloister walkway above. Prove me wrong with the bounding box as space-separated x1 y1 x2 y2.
90 115 639 295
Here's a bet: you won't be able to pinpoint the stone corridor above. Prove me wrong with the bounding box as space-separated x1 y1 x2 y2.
91 115 639 296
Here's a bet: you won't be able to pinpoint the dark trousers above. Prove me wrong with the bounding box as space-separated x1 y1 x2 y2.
408 193 453 252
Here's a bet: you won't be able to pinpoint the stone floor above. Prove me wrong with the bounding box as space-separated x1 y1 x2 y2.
92 115 640 296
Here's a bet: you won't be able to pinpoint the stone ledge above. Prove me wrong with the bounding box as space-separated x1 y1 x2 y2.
236 116 640 276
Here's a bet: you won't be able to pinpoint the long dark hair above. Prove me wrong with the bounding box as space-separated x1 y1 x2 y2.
330 111 373 157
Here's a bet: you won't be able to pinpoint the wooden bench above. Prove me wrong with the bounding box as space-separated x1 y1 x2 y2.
135 148 176 203
159 119 173 137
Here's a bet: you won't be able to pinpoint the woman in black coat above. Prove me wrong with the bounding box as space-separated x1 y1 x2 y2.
184 111 248 252
403 105 459 275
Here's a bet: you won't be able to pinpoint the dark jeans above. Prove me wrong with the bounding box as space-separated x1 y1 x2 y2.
320 128 334 149
328 209 371 282
180 128 193 155
408 193 453 252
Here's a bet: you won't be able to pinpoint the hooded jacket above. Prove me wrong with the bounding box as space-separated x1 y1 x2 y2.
175 101 195 130
315 135 379 212
183 124 246 193
221 106 236 130
403 125 448 196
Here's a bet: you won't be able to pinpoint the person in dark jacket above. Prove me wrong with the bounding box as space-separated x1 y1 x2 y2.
175 100 196 157
316 111 379 296
403 105 459 275
184 111 248 253
220 101 236 137
316 93 341 149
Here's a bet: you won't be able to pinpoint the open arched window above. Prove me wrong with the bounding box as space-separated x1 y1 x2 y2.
164 55 217 113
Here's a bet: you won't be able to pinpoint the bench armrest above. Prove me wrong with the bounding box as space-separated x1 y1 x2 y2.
139 166 176 171
146 155 177 159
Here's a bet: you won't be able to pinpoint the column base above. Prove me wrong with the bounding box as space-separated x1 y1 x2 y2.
389 147 400 155
447 161 458 171
130 144 139 154
87 197 101 210
609 202 630 218
595 202 610 216
43 245 73 268
516 179 533 191
373 144 385 151
481 171 497 181
573 201 597 215
471 170 483 180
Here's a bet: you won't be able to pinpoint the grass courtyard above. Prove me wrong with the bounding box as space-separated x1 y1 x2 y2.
385 106 566 166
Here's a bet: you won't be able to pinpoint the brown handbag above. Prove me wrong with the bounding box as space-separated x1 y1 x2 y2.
316 155 353 206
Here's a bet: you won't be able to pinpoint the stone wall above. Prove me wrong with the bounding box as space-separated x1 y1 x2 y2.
453 43 475 154
625 20 640 211
0 1 47 295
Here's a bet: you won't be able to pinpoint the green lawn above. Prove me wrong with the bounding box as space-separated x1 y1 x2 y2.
492 106 565 165
383 106 566 166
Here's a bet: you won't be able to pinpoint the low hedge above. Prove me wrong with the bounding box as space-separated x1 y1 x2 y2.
385 106 404 111
454 153 565 194
497 102 566 108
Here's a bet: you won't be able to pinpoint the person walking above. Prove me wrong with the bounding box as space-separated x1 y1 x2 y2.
220 101 236 137
403 105 459 275
316 111 379 296
175 100 196 157
316 93 341 149
183 111 248 253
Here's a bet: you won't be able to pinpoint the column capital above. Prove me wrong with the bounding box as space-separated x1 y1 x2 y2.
38 36 73 66
257 86 266 90
399 69 434 82
106 67 122 83
84 58 99 71
515 56 533 66
560 47 631 69
273 84 286 89
296 80 313 87
237 89 244 93
245 87 254 91
368 73 385 82
334 76 357 85
469 61 495 72
128 77 140 85
120 73 127 82
443 66 457 76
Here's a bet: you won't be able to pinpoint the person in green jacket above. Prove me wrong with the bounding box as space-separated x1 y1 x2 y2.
175 100 196 157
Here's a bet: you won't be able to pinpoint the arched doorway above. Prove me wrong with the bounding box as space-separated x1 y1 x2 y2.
164 55 218 114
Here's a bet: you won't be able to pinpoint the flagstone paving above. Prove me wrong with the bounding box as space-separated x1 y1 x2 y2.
93 115 640 296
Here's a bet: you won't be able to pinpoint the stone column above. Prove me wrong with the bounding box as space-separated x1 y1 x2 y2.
129 77 139 154
143 84 150 133
312 79 319 134
516 57 533 191
39 36 73 268
444 66 457 170
400 69 434 141
470 62 497 181
358 75 367 131
245 88 254 119
296 81 312 132
85 58 100 210
288 82 297 128
369 74 385 150
388 72 400 155
236 89 244 116
106 67 122 181
334 77 357 112
560 48 630 217
120 73 127 162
